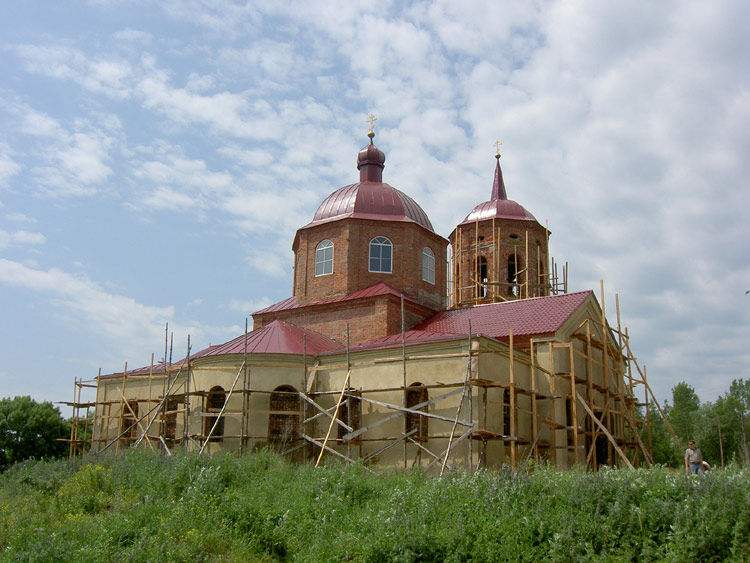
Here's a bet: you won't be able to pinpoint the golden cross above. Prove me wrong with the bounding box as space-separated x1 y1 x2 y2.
367 114 377 135
494 140 502 158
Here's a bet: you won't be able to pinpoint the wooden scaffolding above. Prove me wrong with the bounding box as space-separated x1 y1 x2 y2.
63 285 660 472
449 221 568 308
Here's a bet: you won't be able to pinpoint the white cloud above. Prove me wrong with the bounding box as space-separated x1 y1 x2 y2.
2 0 748 405
0 229 46 248
160 0 262 35
0 151 21 188
0 258 177 362
2 101 117 197
13 44 134 99
113 28 154 43
4 212 36 223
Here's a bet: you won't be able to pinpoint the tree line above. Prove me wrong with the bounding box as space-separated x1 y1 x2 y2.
648 378 750 467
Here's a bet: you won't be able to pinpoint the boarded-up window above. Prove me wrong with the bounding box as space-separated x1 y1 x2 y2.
337 390 362 441
204 386 226 442
503 389 511 436
406 383 428 440
120 400 138 446
161 397 180 444
269 386 300 443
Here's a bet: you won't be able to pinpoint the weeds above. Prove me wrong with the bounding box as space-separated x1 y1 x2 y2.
0 452 748 561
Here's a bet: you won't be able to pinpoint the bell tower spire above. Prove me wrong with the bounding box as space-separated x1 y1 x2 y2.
491 140 507 201
449 143 551 307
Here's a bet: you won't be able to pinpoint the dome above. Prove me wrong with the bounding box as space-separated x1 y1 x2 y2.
307 182 435 232
301 135 435 232
461 199 537 224
458 155 538 225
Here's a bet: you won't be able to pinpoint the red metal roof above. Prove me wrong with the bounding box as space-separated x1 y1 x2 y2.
302 182 435 232
415 291 593 339
253 282 434 315
192 320 341 357
103 320 341 378
461 199 538 224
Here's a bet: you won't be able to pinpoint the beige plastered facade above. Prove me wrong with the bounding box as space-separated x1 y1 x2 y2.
87 292 644 472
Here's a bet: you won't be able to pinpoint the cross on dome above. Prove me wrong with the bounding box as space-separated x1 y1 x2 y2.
367 114 377 139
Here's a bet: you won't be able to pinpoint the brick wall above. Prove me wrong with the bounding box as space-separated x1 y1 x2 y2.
293 218 448 310
253 294 436 345
449 218 549 307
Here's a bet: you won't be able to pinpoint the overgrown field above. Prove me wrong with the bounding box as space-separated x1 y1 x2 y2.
0 451 748 562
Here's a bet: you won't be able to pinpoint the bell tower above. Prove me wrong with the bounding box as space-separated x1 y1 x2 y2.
449 144 551 307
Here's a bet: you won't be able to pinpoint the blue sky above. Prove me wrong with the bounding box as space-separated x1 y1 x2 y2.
1 0 748 415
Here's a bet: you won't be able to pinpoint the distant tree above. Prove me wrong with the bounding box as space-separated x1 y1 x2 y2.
0 396 70 470
647 403 681 466
666 382 702 446
723 379 750 464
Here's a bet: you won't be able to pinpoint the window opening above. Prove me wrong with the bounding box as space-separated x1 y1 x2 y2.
120 400 138 446
476 256 488 297
502 389 510 437
315 239 334 276
369 236 392 273
507 255 519 296
269 385 300 444
161 397 180 444
406 382 429 440
337 390 362 441
422 247 435 284
204 386 226 442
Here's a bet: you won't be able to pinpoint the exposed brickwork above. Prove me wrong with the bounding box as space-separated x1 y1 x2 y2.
293 218 448 310
449 218 550 307
254 293 435 346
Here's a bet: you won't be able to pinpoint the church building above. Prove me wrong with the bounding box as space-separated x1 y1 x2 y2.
75 123 652 472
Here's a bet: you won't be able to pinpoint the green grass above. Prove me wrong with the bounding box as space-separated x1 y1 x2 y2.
1 451 748 561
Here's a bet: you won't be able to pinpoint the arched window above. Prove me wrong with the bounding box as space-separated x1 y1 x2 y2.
507 255 519 296
204 386 226 442
422 247 435 284
406 382 429 440
369 236 392 273
315 239 334 276
476 256 488 297
269 385 300 444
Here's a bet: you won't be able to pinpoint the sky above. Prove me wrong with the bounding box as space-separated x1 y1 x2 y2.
0 0 748 416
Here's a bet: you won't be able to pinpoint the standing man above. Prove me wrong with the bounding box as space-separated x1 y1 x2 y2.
685 440 704 475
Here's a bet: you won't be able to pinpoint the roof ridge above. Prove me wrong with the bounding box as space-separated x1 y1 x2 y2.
447 290 593 313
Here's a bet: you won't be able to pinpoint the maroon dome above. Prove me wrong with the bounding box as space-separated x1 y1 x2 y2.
460 199 537 224
307 182 435 232
301 136 435 232
459 156 538 225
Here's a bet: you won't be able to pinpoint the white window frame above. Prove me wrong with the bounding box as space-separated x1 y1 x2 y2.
422 247 435 284
315 239 334 276
369 236 393 273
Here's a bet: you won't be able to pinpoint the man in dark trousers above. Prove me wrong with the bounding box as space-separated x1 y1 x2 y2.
685 440 704 475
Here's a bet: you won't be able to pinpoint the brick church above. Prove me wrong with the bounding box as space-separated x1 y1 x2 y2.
82 123 650 471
